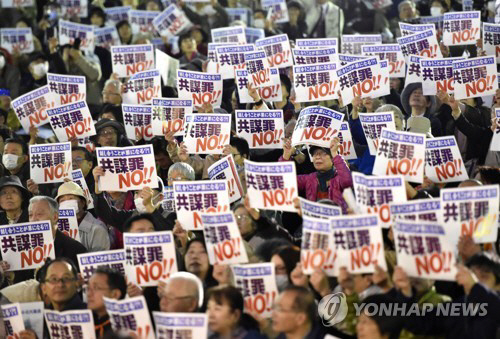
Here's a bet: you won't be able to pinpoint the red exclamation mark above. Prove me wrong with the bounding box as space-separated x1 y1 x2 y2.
414 159 423 176
85 117 92 132
64 161 71 177
142 167 148 184
324 128 331 141
288 187 295 205
457 159 462 175
274 84 280 97
43 244 53 259
346 141 351 155
324 249 331 270
490 75 496 90
266 292 271 311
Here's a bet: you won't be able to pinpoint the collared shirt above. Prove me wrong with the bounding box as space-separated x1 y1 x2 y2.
79 212 110 252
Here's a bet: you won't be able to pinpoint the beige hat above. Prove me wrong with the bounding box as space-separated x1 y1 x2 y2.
407 116 432 137
55 181 86 202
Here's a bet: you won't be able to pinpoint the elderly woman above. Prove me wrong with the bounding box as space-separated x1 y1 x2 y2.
0 176 31 224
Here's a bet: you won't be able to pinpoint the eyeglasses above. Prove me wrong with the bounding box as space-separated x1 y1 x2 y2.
167 176 185 182
235 214 250 222
45 277 77 285
98 129 117 137
158 294 193 302
72 157 84 164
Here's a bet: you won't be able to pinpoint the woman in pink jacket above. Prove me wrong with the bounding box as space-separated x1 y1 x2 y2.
280 137 353 213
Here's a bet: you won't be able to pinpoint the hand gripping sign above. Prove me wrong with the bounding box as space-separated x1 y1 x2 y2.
45 310 95 339
235 110 284 149
11 85 56 132
421 57 464 95
104 296 154 339
361 44 406 78
330 214 387 274
443 11 481 46
235 68 282 103
293 63 339 102
71 169 94 209
46 101 95 142
183 114 231 154
231 263 278 319
95 26 121 50
390 200 441 224
483 23 500 63
399 22 436 36
207 155 244 204
162 186 176 212
358 112 396 156
255 34 293 68
20 302 44 339
491 108 500 152
299 197 342 219
337 122 357 160
177 70 223 108
301 216 337 276
244 159 298 212
292 48 337 65
77 249 126 283
372 128 426 184
211 26 247 44
174 180 230 231
47 73 86 106
393 221 457 281
58 20 95 54
153 313 208 339
452 56 498 100
352 172 407 227
207 42 232 62
96 145 158 192
244 51 272 87
341 34 382 55
124 231 178 287
296 38 338 50
201 212 249 265
111 44 155 77
30 143 72 184
152 4 192 38
397 30 443 60
104 6 131 25
216 44 256 80
122 69 161 105
0 28 34 54
0 221 55 271
129 10 159 35
57 208 80 242
152 98 192 137
122 104 153 141
440 185 499 245
425 136 468 183
2 303 25 338
291 106 344 148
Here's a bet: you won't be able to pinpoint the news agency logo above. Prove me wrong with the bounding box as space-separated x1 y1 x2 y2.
318 292 348 326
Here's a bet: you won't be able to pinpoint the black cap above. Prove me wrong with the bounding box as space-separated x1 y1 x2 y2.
308 145 331 157
28 52 48 64
0 175 32 203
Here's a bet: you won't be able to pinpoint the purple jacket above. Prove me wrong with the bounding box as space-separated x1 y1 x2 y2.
279 155 353 213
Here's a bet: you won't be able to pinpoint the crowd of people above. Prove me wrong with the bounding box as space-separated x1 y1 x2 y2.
0 0 499 338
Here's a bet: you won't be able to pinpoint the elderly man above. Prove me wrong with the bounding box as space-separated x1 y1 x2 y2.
91 119 131 148
102 78 122 105
158 272 203 313
0 176 30 225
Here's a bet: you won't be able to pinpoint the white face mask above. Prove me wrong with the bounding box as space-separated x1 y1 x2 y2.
275 274 289 292
200 5 217 16
430 6 442 17
2 154 19 170
0 55 5 70
32 62 49 78
253 18 265 29
134 197 149 213
59 199 80 214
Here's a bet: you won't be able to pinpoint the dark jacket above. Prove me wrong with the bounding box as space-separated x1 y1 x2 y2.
181 3 230 40
54 229 88 267
94 313 112 339
0 208 29 226
44 294 87 339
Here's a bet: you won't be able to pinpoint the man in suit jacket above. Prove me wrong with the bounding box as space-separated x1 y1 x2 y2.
302 0 344 39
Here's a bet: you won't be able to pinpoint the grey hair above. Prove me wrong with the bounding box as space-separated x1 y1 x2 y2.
103 78 122 91
168 162 195 181
376 104 406 130
29 196 58 215
168 271 204 308
398 0 415 11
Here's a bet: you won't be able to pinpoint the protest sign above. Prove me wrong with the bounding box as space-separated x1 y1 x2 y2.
293 63 339 102
359 112 396 155
104 6 131 24
207 42 231 62
20 302 44 339
232 263 278 318
421 57 464 95
174 180 230 230
235 110 284 149
0 28 34 54
406 55 425 85
153 313 208 339
11 85 56 132
129 10 158 34
352 172 406 227
425 136 468 183
244 160 298 212
262 0 289 23
291 106 344 148
46 101 95 142
45 310 95 339
122 104 153 141
337 122 357 160
211 26 247 44
207 155 244 204
397 30 442 60
337 53 368 66
372 128 425 183
0 221 55 271
393 220 457 281
443 11 481 46
177 70 223 108
122 69 161 105
331 214 386 274
245 27 265 44
299 197 342 219
491 108 500 151
235 68 282 103
255 34 293 68
95 26 121 50
452 56 498 100
47 73 86 106
341 34 382 55
105 296 154 339
361 44 406 78
155 48 179 87
111 44 155 77
420 15 444 30
60 0 88 18
2 303 25 338
296 38 338 50
162 186 175 212
71 169 94 209
399 22 436 36
201 212 249 265
96 145 158 192
153 4 192 37
58 20 95 54
244 51 272 87
183 114 231 154
292 48 337 65
226 8 251 25
78 249 126 283
301 216 337 275
30 142 72 184
391 200 441 223
441 185 499 244
1 0 33 7
124 231 178 286
463 0 473 10
216 44 255 79
57 208 80 242
483 23 500 63
337 57 390 106
152 98 192 136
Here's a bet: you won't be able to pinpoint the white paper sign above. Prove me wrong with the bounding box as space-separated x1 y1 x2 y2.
153 4 192 37
57 208 80 242
296 38 338 50
421 57 464 95
397 30 442 60
399 22 436 36
443 11 481 46
47 73 86 106
235 68 282 103
235 110 284 149
301 216 337 275
293 63 339 102
177 70 223 108
299 197 342 219
255 34 293 68
341 34 382 55
292 48 337 65
155 48 179 87
483 23 500 63
104 6 131 25
207 155 244 204
153 313 208 339
291 106 345 148
60 0 88 18
58 20 95 54
183 114 231 154
216 44 255 80
152 98 192 136
211 26 247 44
262 0 289 23
20 302 44 339
45 309 95 339
122 104 153 141
71 169 94 209
425 136 468 183
452 56 498 100
122 69 161 105
359 112 396 156
0 28 34 54
111 44 155 77
11 85 56 132
95 26 121 50
336 122 357 160
361 44 406 78
244 50 272 87
46 101 95 142
129 10 159 34
391 200 441 223
2 303 25 338
77 249 126 283
30 142 72 184
104 296 154 339
405 55 425 85
245 27 264 44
